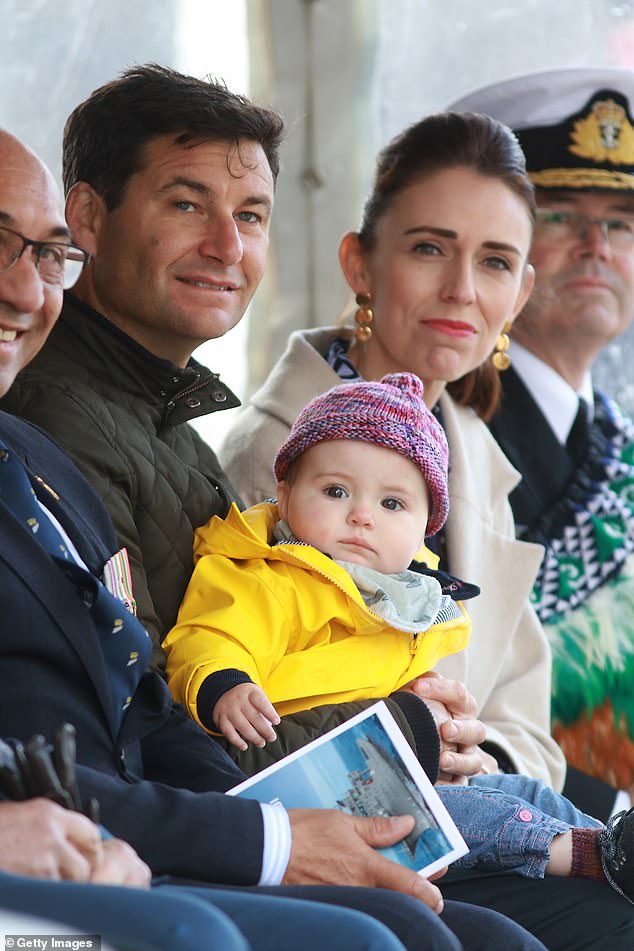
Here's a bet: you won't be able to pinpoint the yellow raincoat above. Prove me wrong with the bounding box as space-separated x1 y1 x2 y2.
164 502 471 732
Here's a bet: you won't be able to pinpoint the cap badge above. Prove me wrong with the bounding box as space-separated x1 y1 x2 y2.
569 97 634 165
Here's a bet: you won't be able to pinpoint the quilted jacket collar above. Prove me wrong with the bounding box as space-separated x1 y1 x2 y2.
58 294 241 431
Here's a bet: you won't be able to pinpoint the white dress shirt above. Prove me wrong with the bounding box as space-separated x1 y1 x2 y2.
509 340 594 445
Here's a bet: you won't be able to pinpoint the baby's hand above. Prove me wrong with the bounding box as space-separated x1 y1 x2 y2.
214 683 281 751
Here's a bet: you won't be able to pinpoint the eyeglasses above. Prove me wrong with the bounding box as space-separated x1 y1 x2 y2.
0 225 90 289
535 208 634 250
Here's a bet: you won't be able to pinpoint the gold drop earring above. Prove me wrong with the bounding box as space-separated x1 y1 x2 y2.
354 292 374 342
492 321 512 371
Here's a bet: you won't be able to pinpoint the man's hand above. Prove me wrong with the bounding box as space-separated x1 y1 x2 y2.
0 798 101 882
90 837 151 888
214 683 281 751
285 809 444 913
407 673 496 782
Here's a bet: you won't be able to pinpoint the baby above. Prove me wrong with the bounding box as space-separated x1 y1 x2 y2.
165 372 634 902
166 371 472 777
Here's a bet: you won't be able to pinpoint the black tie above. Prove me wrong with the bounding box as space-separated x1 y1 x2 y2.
566 397 589 465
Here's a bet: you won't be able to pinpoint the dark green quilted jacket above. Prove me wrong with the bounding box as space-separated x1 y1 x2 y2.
2 294 242 669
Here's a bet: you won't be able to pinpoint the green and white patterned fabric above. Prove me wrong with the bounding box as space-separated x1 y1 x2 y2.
524 394 634 787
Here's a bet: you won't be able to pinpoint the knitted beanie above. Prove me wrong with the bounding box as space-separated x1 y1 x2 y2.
273 372 449 536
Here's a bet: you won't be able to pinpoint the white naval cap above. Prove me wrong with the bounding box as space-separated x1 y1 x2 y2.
448 67 634 192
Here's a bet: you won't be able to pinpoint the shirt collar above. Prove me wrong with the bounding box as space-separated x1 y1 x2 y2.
509 340 594 444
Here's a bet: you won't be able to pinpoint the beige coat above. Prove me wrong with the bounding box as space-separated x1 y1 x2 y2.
220 327 566 789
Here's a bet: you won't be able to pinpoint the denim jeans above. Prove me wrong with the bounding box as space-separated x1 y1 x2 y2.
437 773 603 878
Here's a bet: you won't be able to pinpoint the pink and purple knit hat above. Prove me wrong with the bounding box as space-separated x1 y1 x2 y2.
273 372 449 536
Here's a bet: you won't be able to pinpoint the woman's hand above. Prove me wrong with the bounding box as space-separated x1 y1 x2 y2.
399 676 458 777
405 672 498 783
214 683 281 751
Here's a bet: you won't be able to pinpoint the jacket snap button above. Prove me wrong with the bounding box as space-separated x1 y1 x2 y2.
185 396 201 409
212 390 228 403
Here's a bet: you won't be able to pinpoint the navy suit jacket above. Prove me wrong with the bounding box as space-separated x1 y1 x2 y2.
488 373 618 821
0 410 263 884
488 367 576 534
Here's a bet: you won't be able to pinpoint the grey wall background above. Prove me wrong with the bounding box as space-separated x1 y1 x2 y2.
2 1 178 186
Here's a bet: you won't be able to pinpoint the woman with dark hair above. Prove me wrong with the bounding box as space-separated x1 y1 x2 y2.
221 111 558 785
218 111 634 948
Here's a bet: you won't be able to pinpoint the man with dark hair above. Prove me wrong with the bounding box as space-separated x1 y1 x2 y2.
4 63 285 664
62 64 284 208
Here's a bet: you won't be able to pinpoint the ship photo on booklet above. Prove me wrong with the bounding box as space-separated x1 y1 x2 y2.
228 701 468 877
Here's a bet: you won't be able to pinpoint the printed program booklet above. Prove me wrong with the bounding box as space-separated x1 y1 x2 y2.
228 700 468 877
